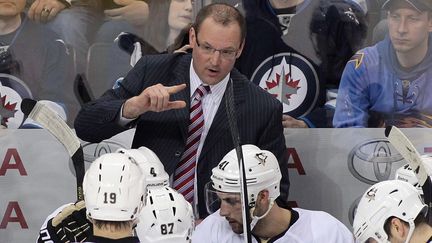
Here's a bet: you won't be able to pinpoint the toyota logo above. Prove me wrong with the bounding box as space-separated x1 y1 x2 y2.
348 138 405 185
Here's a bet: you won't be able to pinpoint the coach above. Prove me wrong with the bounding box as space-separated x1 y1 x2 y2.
74 3 288 218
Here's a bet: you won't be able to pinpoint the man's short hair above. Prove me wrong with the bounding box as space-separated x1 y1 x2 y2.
383 213 428 238
193 3 246 41
93 219 133 231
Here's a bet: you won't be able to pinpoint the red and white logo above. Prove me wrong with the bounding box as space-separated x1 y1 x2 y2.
0 74 32 128
252 53 319 117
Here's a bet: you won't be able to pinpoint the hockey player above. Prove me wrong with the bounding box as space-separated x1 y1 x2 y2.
191 144 354 242
37 146 169 242
137 186 195 243
334 0 432 127
353 180 432 242
83 152 146 242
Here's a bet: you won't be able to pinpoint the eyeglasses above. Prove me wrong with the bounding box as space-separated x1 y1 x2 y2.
195 35 238 59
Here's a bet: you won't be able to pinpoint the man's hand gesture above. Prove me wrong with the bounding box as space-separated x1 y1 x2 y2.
123 83 187 118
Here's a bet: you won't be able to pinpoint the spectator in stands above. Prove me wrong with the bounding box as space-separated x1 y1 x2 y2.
122 0 193 53
167 0 193 49
353 180 431 243
333 0 432 128
28 0 150 73
309 0 368 122
28 0 103 73
0 0 76 127
235 0 366 128
235 0 323 128
310 0 368 90
94 0 150 43
85 0 193 101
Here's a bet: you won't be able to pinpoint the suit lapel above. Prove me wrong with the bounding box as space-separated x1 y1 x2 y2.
200 75 247 159
171 55 192 142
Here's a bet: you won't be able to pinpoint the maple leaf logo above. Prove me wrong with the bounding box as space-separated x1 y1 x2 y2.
0 93 17 127
285 73 300 101
265 73 280 90
265 65 301 105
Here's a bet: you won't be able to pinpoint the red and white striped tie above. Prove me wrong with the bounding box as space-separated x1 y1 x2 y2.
173 84 210 203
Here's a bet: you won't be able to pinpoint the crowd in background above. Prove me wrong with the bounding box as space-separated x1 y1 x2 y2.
2 0 414 129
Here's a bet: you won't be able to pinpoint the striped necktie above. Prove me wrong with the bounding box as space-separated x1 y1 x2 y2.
173 84 210 203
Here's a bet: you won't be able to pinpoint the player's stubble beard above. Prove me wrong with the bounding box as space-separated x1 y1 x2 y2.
226 217 244 234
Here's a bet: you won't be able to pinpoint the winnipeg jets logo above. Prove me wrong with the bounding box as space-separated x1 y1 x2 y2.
0 85 23 128
0 74 33 128
0 92 17 126
253 53 319 117
266 64 300 105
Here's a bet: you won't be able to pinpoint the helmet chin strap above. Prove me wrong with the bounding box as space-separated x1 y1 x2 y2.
250 198 275 230
404 221 415 243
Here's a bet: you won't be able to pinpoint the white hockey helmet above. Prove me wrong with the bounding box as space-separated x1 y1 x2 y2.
136 186 195 243
353 180 428 243
395 164 423 195
395 154 432 195
83 153 146 221
116 147 169 188
207 144 281 212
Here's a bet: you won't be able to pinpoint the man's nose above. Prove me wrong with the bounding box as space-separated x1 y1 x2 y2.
185 0 193 11
209 50 222 65
219 202 229 216
397 18 408 34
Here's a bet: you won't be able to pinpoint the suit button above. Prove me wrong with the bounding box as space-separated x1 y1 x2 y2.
175 151 182 157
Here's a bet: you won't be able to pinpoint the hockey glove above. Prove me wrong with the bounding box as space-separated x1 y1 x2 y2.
38 201 92 243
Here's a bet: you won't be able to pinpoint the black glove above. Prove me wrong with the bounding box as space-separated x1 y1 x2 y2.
37 201 93 243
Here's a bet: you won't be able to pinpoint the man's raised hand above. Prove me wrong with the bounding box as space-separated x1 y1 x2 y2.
123 83 187 118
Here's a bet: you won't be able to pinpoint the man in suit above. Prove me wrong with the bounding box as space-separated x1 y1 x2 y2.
74 3 288 219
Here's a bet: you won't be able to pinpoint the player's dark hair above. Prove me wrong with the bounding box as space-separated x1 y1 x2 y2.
93 219 133 231
383 214 428 238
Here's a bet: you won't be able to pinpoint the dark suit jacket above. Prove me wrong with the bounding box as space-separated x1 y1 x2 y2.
75 53 289 216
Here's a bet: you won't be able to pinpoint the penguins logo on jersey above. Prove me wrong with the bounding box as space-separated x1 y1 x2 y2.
0 74 32 128
251 53 319 117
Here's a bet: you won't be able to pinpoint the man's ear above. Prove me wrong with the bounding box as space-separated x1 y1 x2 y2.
389 218 408 241
257 190 270 203
235 39 245 58
189 27 196 48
